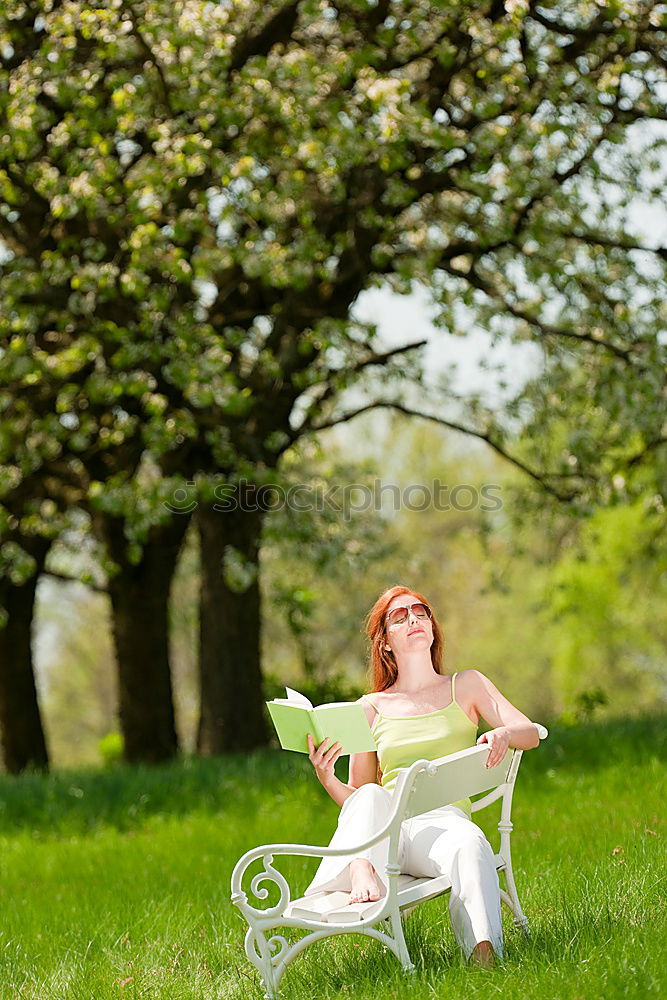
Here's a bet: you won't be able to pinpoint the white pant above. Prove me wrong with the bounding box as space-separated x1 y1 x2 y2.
304 783 503 960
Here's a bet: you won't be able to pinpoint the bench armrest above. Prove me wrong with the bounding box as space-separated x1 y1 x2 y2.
231 812 401 920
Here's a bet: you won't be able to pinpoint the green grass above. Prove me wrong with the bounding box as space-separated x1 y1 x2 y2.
0 714 665 999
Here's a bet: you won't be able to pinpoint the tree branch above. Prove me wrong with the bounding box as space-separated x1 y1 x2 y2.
41 570 107 595
557 230 667 263
229 1 301 74
529 7 615 57
307 400 582 502
120 1 175 116
625 435 667 469
296 338 429 428
443 259 635 363
0 1 65 72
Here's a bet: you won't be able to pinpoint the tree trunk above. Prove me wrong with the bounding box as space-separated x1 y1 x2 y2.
197 501 270 754
101 513 189 764
0 536 50 773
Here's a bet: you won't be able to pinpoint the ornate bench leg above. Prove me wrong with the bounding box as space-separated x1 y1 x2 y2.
245 927 283 999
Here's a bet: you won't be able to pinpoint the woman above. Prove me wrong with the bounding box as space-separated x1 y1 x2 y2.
304 585 541 968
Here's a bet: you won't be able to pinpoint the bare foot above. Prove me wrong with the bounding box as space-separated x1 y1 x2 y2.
469 940 495 968
348 859 381 903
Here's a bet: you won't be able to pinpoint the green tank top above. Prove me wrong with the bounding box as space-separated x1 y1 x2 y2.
367 672 478 819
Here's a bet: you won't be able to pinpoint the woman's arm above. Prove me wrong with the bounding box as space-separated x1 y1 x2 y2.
460 669 540 768
307 698 379 808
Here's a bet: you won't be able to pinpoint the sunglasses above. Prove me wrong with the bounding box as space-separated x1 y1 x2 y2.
385 602 432 628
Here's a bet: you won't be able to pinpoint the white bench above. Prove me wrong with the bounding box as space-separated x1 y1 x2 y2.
231 728 547 998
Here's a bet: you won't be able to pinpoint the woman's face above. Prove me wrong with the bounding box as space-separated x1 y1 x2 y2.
383 592 434 658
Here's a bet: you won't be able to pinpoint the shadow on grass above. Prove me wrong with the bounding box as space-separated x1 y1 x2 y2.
0 747 315 835
0 712 663 836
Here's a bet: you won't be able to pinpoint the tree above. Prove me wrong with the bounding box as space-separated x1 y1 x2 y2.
1 0 665 764
0 373 190 767
0 522 51 772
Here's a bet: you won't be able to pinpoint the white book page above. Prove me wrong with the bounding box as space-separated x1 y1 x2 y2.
283 686 313 709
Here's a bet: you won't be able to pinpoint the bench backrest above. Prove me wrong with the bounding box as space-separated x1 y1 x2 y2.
396 744 514 821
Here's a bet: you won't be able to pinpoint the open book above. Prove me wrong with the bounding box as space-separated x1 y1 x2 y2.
284 889 385 923
266 687 376 755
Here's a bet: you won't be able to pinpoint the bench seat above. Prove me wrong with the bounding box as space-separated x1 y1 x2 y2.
282 854 506 923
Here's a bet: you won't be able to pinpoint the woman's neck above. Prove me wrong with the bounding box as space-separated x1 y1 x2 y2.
391 653 441 693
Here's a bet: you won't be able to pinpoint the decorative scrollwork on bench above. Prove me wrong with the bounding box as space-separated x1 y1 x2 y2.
240 852 291 920
246 928 290 969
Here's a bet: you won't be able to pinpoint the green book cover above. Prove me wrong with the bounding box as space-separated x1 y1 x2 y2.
267 687 376 755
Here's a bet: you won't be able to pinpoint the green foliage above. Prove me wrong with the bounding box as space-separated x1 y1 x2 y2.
98 730 123 767
32 575 118 767
545 500 667 711
1 0 665 574
574 687 608 725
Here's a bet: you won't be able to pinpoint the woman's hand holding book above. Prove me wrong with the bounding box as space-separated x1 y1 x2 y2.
307 733 343 788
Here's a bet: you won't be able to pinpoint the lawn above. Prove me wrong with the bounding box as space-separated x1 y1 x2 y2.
0 714 664 999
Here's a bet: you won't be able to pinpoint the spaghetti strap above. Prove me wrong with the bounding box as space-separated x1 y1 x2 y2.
451 671 458 702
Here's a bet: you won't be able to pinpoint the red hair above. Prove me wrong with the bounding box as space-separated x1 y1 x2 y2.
365 585 444 692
